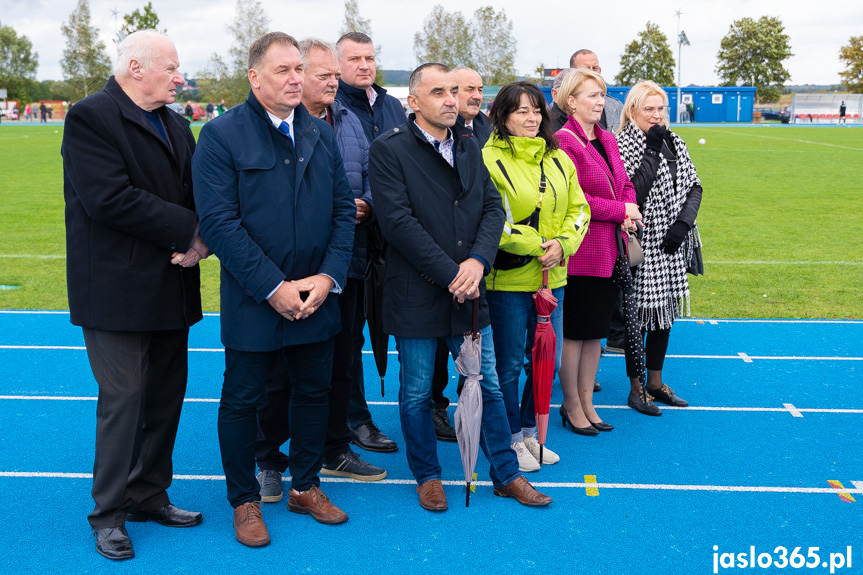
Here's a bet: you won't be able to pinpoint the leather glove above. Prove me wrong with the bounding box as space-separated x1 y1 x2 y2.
661 220 690 254
645 124 667 152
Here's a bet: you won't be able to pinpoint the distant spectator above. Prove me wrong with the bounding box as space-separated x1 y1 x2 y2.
839 101 847 125
25 103 32 122
217 99 226 115
47 105 53 120
40 102 48 122
206 100 214 121
184 102 193 121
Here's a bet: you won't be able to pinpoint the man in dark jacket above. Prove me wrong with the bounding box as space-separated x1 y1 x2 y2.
454 66 491 146
193 32 356 546
426 65 494 443
333 31 402 453
62 30 206 561
254 38 385 505
369 63 553 512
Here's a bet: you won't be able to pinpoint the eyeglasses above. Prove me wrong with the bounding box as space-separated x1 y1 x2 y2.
642 106 667 115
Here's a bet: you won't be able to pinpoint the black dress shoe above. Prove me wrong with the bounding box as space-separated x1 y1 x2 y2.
432 408 457 442
647 384 689 407
590 420 614 431
559 406 599 436
127 504 202 527
593 381 602 392
93 526 134 560
349 421 398 453
628 392 662 416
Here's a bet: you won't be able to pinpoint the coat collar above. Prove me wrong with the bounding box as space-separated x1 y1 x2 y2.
102 76 190 169
486 133 547 163
337 80 389 108
562 115 615 181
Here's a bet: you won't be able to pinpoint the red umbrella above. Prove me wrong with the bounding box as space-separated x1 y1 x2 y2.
531 269 558 466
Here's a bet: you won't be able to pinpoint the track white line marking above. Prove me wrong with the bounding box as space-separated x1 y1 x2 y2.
2 471 861 495
783 403 804 418
852 481 863 491
2 396 861 414
4 345 862 362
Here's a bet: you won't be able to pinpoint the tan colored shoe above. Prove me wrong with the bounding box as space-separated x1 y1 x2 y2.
233 501 270 547
416 479 448 511
493 476 552 506
288 485 348 525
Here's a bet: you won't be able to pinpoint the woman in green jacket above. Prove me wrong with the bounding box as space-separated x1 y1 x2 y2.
483 81 590 473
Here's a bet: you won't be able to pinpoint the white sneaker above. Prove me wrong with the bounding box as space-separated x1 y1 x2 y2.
512 440 540 472
523 436 560 465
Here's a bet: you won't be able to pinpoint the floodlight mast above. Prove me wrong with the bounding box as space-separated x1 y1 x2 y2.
675 10 690 123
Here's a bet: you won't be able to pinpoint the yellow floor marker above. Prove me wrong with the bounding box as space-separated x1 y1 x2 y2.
584 475 599 496
827 480 856 502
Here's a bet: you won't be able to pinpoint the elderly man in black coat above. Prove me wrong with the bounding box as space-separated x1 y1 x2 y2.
368 63 553 512
62 30 207 561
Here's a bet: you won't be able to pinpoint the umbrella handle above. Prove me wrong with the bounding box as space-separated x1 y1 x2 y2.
472 298 479 336
542 269 549 289
466 483 470 507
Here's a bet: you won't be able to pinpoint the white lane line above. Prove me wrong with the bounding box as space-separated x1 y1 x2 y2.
2 471 861 495
852 481 863 491
704 260 863 265
3 396 862 415
5 345 862 363
783 403 804 418
697 128 863 152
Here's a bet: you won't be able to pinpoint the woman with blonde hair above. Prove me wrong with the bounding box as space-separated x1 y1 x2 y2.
614 80 703 414
555 68 643 431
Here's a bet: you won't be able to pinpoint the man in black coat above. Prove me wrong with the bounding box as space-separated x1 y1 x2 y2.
368 63 552 512
62 31 207 561
454 66 492 147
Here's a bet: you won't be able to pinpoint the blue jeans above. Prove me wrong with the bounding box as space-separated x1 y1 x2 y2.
395 325 522 488
487 287 564 442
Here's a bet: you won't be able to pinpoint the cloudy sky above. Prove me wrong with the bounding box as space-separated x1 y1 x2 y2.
1 0 859 86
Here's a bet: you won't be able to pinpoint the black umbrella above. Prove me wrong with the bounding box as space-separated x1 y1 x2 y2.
610 226 647 402
364 223 389 397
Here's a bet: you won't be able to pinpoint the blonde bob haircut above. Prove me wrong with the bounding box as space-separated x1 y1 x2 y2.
619 80 670 132
555 68 607 116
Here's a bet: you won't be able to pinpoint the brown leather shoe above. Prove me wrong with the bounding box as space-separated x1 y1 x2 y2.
416 479 448 511
493 476 552 506
288 486 348 525
233 501 270 547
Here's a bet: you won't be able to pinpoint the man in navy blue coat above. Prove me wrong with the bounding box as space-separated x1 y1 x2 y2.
332 31 405 452
193 32 356 547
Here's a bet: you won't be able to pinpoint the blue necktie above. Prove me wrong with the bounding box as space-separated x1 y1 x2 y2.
277 120 292 143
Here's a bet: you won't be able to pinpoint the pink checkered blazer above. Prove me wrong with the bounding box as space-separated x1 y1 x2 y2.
556 117 635 278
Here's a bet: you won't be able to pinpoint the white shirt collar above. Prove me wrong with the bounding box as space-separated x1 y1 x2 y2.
367 86 378 107
266 109 295 139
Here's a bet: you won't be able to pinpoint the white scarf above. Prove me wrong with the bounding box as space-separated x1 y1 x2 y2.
616 121 702 330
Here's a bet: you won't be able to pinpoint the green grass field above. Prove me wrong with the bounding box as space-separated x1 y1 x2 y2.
1 124 861 318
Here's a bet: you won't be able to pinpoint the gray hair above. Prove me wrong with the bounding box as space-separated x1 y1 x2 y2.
552 68 574 91
409 63 451 96
248 32 299 70
114 29 166 77
298 38 338 66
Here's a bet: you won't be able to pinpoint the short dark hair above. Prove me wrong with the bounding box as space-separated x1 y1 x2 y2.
488 81 558 157
248 32 299 70
569 49 595 68
409 63 451 96
337 32 373 46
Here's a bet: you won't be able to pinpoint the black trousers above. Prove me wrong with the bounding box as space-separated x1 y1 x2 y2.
83 327 189 529
256 280 365 468
220 339 334 507
625 327 672 378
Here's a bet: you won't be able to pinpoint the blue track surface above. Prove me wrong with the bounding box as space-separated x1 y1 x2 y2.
1 311 861 574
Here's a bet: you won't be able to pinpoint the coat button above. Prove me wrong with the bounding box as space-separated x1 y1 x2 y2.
457 240 463 246
299 157 304 162
284 159 291 164
454 200 459 206
374 126 379 132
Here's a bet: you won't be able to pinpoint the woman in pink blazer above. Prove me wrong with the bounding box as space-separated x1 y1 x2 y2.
555 69 644 434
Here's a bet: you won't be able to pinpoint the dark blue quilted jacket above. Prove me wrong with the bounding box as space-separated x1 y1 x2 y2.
332 99 372 280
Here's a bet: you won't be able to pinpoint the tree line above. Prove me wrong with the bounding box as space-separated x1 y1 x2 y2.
3 0 863 105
